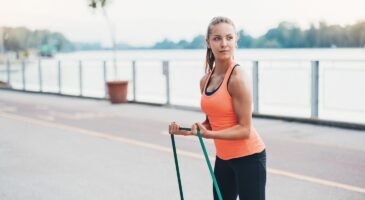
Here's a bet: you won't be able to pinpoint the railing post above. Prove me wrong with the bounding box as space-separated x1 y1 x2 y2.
6 59 10 85
38 59 42 92
58 60 62 94
22 60 26 91
79 60 83 96
132 60 136 101
311 60 319 118
103 60 107 98
252 61 259 113
163 61 170 105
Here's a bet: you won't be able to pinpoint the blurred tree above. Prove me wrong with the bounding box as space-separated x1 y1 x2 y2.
305 24 318 47
187 35 205 49
177 39 189 49
1 27 73 54
264 22 304 48
152 39 176 49
349 21 365 47
237 30 254 48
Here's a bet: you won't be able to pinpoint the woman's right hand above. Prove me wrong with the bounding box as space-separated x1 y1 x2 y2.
169 122 194 136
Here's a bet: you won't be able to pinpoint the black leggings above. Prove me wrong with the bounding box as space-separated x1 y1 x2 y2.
213 150 266 200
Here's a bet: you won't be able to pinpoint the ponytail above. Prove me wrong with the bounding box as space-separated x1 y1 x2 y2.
205 48 215 73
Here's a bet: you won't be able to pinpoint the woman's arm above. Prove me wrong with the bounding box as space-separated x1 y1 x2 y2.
195 67 252 139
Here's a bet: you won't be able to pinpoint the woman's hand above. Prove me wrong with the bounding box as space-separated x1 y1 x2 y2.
168 122 194 136
192 123 213 139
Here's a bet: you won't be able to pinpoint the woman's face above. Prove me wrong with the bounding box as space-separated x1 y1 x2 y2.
207 23 237 61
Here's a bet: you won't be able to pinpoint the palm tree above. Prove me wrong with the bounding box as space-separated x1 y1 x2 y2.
88 0 129 104
88 0 118 79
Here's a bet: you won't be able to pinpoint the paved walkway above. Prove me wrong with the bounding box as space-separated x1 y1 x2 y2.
0 90 364 200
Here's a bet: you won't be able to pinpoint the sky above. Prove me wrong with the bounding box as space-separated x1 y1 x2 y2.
1 0 365 46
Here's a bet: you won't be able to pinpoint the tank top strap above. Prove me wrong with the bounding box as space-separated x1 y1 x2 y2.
222 63 239 85
203 63 239 94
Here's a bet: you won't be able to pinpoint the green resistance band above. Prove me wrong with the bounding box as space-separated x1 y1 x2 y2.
170 133 184 199
170 127 223 200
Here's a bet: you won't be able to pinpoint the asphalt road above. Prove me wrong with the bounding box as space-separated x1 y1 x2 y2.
0 90 364 200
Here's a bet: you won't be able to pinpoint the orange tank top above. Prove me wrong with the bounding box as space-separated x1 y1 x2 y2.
201 63 265 160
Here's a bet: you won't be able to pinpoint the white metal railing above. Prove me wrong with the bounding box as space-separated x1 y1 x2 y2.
1 58 364 127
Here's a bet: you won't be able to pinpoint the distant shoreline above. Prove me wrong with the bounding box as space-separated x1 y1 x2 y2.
68 47 365 52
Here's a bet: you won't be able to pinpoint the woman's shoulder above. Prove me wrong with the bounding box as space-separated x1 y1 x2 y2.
200 72 211 92
231 64 250 80
228 64 251 95
200 72 210 83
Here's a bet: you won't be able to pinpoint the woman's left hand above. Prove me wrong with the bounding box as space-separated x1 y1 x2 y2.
192 122 213 139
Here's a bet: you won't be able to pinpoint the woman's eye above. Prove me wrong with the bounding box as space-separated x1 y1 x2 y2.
213 37 220 41
227 37 233 40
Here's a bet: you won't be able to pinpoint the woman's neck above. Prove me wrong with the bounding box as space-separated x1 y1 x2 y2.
214 59 234 75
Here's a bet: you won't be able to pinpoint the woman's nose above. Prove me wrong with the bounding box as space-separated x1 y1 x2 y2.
221 38 227 47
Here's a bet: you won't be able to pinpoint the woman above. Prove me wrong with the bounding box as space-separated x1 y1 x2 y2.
169 16 266 200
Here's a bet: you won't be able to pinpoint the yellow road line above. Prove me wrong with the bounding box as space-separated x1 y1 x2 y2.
1 111 364 194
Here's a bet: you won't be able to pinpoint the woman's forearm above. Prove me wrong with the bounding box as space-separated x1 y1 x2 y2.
208 125 251 140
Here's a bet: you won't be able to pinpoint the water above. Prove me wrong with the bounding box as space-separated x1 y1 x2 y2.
1 48 365 124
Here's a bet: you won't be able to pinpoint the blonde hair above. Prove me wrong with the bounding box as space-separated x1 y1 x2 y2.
205 16 237 73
